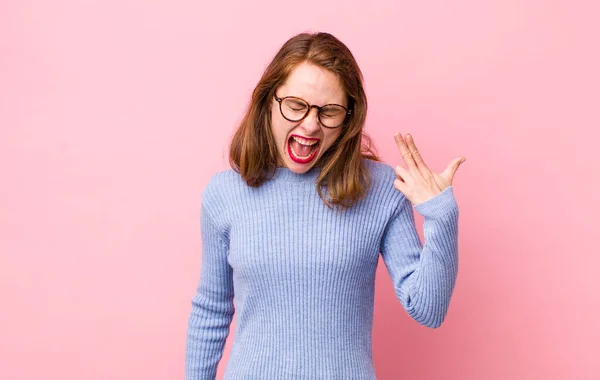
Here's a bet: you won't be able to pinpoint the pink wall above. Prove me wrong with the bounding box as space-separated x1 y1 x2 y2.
2 0 598 379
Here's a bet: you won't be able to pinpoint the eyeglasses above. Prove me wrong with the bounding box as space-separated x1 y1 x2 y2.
274 95 351 129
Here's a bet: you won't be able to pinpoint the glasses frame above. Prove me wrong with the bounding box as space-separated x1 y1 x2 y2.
274 95 352 129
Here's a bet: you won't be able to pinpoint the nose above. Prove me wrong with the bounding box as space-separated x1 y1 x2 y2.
300 107 321 134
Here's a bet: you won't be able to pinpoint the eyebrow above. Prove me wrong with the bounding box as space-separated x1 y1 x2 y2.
280 95 346 107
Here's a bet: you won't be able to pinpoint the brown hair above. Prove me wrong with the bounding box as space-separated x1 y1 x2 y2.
229 31 381 210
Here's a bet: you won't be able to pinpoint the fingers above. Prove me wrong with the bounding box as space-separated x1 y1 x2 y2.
394 133 416 170
395 164 408 181
393 178 405 192
404 134 427 169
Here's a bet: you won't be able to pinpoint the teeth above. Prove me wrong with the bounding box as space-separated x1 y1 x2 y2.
290 144 316 159
292 136 319 146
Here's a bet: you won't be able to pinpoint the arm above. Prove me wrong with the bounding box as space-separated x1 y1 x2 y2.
379 185 459 328
185 201 235 379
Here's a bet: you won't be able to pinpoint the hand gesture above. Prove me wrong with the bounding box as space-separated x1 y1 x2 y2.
393 132 466 206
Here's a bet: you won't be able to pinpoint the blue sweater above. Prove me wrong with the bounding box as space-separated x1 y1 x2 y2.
186 158 459 379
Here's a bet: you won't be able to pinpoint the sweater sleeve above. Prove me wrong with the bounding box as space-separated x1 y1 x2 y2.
379 185 459 328
185 198 235 379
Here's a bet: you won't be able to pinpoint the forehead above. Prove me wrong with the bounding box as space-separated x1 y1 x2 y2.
278 62 346 106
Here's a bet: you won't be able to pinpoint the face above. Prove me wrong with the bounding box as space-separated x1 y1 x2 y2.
270 61 347 173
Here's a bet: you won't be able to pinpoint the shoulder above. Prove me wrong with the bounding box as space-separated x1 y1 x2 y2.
200 168 242 222
203 168 241 195
363 157 395 180
362 158 400 194
361 157 406 209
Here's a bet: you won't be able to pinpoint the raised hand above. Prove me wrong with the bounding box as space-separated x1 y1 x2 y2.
393 132 465 206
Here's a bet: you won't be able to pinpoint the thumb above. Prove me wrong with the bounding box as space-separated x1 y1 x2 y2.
441 157 466 182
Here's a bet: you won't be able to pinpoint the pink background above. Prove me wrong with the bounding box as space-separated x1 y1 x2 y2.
2 0 599 379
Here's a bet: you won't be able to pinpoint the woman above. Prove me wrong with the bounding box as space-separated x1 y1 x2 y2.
186 32 465 380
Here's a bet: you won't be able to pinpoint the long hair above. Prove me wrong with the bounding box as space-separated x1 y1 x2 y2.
229 32 381 210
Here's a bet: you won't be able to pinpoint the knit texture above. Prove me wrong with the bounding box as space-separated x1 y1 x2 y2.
186 158 459 379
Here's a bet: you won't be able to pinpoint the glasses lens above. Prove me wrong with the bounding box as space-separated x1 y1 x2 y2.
281 98 308 121
319 105 347 128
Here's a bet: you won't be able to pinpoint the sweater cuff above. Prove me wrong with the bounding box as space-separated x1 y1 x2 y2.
413 186 458 219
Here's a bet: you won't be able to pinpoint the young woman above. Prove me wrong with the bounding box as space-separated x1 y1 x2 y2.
186 31 466 380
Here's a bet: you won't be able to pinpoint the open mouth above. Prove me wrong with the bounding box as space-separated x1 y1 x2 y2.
287 135 320 164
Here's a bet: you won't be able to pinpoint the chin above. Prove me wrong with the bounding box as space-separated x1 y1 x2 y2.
284 156 316 172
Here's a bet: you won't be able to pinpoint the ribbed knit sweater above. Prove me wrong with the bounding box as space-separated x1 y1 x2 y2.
185 158 460 379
